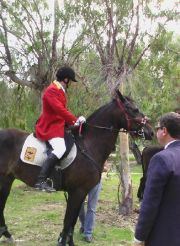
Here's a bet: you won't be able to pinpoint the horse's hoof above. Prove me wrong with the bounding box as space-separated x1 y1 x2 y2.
7 236 15 243
0 236 15 244
57 242 64 246
68 240 75 246
57 239 65 246
57 240 75 246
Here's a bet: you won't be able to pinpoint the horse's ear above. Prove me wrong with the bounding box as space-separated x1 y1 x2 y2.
115 89 126 103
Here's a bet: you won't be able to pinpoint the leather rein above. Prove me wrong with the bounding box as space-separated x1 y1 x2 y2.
82 98 147 137
77 97 148 176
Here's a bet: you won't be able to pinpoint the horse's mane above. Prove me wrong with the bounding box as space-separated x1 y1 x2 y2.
71 95 133 137
86 101 114 122
124 95 134 102
71 101 114 137
86 95 134 121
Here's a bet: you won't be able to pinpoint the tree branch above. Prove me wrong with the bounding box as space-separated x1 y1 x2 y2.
118 1 134 70
47 0 60 82
0 12 13 70
5 70 34 88
126 1 140 65
18 0 49 57
1 0 38 58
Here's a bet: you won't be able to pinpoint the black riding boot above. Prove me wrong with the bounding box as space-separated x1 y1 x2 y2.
35 153 59 192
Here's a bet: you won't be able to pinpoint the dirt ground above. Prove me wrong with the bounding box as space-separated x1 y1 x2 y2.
96 200 139 229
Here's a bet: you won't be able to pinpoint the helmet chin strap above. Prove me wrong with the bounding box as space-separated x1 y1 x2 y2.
63 78 70 90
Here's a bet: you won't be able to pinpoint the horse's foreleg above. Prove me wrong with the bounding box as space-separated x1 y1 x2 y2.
57 189 86 246
58 228 74 246
0 175 14 241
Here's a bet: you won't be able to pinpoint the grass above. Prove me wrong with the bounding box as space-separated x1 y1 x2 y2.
1 164 143 246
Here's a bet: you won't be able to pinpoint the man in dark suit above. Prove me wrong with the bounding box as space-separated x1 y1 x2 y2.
134 112 180 246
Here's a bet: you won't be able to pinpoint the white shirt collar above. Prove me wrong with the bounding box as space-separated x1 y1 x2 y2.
53 80 65 93
61 85 65 93
164 140 178 149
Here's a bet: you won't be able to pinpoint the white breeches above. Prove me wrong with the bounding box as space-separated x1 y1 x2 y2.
48 137 66 159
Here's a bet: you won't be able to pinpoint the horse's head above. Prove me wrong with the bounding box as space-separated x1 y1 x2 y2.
114 89 154 140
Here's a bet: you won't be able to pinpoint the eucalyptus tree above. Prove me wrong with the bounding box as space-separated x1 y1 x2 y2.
0 0 179 215
70 0 179 214
73 0 178 91
0 0 93 132
130 32 180 122
0 0 86 90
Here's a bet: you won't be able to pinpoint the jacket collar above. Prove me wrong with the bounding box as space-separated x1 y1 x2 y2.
52 80 65 93
165 140 180 149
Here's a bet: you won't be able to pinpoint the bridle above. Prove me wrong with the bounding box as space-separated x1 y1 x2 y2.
116 97 147 136
76 97 148 177
83 98 148 138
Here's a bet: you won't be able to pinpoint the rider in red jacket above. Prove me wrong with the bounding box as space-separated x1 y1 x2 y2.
35 66 86 192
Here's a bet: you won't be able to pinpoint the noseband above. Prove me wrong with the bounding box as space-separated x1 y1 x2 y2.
116 98 147 136
85 98 147 137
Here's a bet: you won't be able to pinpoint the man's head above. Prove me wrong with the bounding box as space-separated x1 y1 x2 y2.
175 108 180 114
156 112 180 146
56 66 78 85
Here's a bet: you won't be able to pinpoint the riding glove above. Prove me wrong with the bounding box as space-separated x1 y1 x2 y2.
74 116 86 126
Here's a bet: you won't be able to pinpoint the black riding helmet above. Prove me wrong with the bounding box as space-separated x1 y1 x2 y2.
56 66 78 82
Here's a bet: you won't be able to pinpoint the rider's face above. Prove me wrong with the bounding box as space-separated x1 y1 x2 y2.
63 78 71 90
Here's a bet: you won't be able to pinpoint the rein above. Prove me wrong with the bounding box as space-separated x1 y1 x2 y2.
75 135 102 179
78 97 147 137
116 97 147 136
77 143 102 173
85 122 144 136
116 97 131 130
76 96 148 175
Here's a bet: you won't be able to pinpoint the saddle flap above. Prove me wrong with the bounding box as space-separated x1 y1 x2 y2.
20 133 47 165
20 133 77 170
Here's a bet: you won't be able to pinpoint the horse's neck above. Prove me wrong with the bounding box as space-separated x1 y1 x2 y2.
83 104 120 165
87 101 120 129
85 129 118 164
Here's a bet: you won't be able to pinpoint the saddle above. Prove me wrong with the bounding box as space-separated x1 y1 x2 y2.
20 131 77 170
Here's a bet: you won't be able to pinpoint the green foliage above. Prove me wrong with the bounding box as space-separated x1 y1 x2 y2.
0 0 179 131
0 81 40 131
127 34 179 124
68 83 109 118
67 49 111 116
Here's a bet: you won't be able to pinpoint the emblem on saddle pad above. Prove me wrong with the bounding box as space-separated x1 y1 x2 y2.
24 147 37 162
20 133 77 170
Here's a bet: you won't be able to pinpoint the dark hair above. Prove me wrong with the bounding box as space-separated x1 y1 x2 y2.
160 112 180 139
175 108 180 114
56 66 77 82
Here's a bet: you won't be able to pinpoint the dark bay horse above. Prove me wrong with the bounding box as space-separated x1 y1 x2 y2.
0 90 154 246
137 145 163 200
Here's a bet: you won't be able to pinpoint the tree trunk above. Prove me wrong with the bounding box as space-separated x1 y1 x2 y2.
118 133 133 215
129 139 142 165
117 80 133 215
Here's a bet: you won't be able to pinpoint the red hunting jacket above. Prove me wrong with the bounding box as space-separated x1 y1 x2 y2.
35 81 77 141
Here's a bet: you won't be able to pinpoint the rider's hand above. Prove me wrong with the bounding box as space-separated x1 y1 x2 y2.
74 116 86 126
